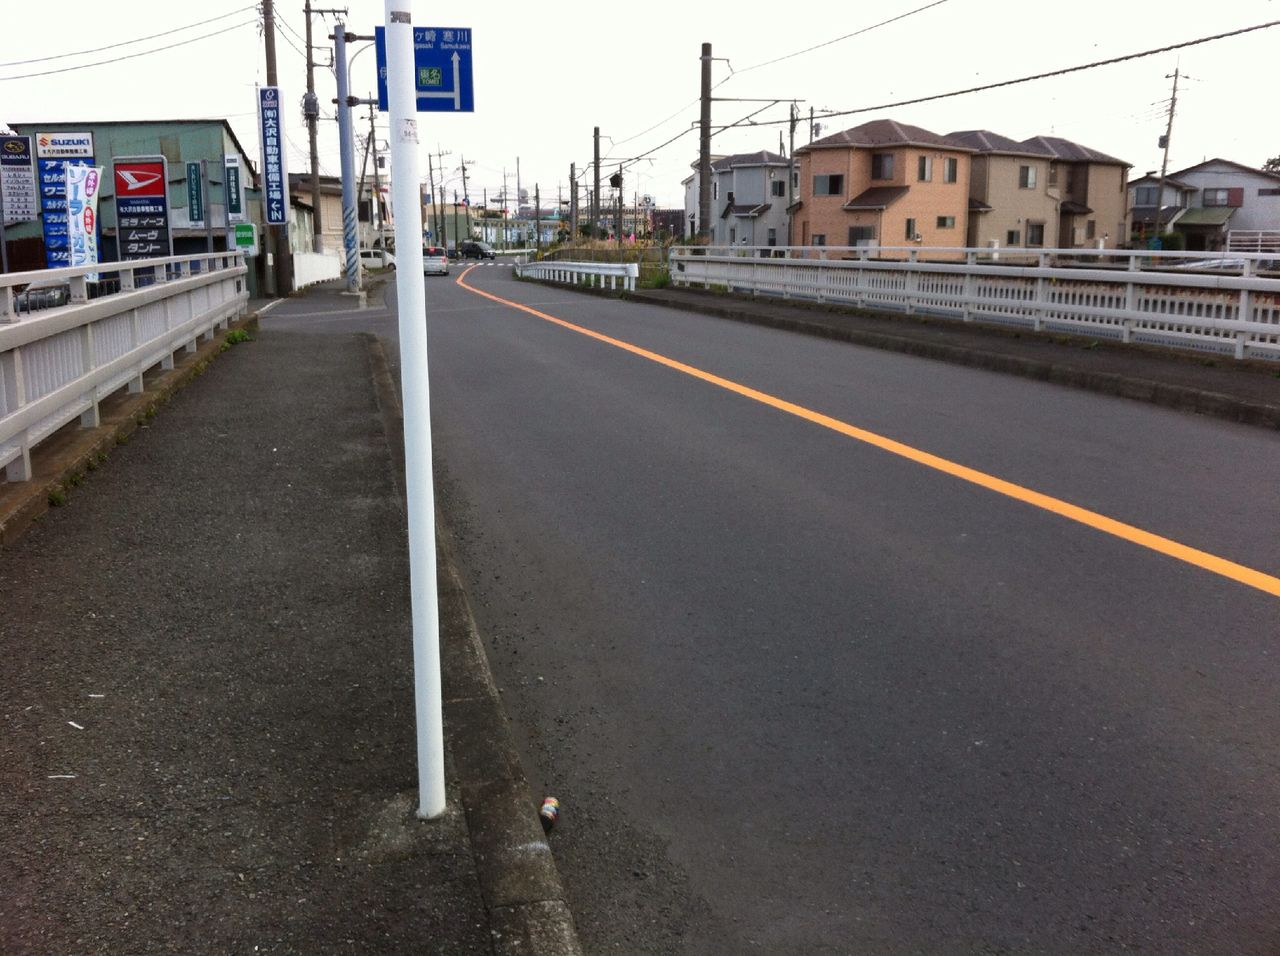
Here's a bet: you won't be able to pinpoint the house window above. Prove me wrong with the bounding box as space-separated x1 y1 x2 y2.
943 157 958 183
771 179 786 197
936 216 956 228
1027 222 1045 246
792 171 799 189
1134 185 1159 205
1047 163 1058 186
905 218 917 240
729 226 736 244
1086 219 1096 239
848 226 875 245
1006 229 1021 246
1203 188 1230 206
811 234 826 246
917 156 932 182
767 228 777 246
1259 187 1280 196
813 174 844 195
871 153 894 180
1018 165 1036 189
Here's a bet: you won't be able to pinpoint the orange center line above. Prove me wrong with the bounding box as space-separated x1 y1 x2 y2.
453 268 1280 598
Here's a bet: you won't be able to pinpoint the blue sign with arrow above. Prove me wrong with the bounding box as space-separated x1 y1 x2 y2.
374 26 474 113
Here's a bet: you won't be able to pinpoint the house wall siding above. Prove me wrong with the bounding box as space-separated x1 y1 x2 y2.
1177 163 1280 232
970 155 1059 249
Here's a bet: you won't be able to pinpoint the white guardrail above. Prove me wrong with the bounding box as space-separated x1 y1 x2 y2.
669 245 1280 362
517 259 639 291
1 252 250 483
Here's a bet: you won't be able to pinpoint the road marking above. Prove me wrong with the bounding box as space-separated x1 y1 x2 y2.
454 267 1280 598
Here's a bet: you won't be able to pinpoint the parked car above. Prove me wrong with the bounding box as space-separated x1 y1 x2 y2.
459 240 496 260
423 246 449 276
359 248 395 270
14 276 71 313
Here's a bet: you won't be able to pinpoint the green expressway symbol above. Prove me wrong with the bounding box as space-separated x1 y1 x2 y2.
420 67 443 87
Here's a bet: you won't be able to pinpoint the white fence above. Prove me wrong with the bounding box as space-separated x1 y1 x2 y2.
517 259 639 291
293 250 343 288
1 252 249 482
670 246 1280 362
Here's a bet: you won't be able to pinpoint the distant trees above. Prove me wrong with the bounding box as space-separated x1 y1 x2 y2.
1264 157 1280 175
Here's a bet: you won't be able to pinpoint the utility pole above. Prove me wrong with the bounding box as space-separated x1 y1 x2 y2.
331 20 360 293
459 156 472 239
592 127 601 239
435 145 451 246
1152 66 1184 243
698 42 712 242
427 152 439 243
615 164 623 245
453 189 459 247
261 0 293 295
569 161 577 241
369 106 384 251
502 167 509 251
303 1 322 241
516 154 522 220
535 183 541 256
788 101 799 246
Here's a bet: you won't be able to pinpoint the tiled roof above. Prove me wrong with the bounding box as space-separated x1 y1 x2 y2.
842 186 910 210
1170 157 1280 182
1128 174 1193 189
948 130 1054 157
710 150 789 171
1130 205 1187 223
1019 135 1128 166
800 119 971 153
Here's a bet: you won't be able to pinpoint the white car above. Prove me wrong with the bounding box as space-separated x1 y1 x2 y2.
359 248 395 270
423 246 449 276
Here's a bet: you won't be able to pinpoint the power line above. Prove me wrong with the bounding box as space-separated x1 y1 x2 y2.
0 4 257 68
753 18 1280 129
0 19 258 81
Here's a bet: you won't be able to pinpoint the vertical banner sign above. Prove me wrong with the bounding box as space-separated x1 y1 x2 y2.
65 163 103 279
186 161 204 226
257 87 289 225
36 131 95 267
0 136 38 224
113 156 172 260
224 154 245 224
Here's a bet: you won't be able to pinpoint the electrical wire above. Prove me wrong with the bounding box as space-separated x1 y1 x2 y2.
0 3 258 68
751 18 1280 129
0 19 258 81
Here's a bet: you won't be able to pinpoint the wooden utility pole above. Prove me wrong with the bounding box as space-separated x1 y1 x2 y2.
592 127 601 239
535 183 541 256
459 156 472 239
569 162 577 240
698 42 711 242
303 1 321 239
1152 67 1183 243
427 152 439 243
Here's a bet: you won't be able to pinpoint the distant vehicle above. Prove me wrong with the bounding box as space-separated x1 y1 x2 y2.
423 246 449 276
14 275 71 313
445 247 461 260
459 240 496 260
359 248 395 270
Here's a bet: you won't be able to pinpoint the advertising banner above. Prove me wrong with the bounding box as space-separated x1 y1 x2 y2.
186 161 204 226
36 131 95 267
0 135 37 224
113 156 172 261
257 87 289 225
66 164 103 279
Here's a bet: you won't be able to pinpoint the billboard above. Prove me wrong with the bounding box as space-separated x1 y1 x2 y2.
257 87 289 225
0 135 37 224
113 157 172 261
36 131 95 267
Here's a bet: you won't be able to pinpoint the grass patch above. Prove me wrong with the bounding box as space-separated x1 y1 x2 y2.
48 487 67 507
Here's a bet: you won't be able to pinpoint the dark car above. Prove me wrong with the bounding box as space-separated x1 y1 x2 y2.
459 240 496 260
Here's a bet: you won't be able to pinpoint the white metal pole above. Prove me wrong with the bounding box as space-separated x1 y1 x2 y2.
385 0 445 820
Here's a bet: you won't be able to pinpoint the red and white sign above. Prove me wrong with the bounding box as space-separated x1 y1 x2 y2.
114 161 166 197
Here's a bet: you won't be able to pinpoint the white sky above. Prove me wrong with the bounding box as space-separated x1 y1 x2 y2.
3 0 1278 209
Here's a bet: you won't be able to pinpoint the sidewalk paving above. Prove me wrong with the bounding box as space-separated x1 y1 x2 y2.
0 286 579 955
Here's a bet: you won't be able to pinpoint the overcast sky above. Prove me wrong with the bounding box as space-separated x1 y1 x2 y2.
3 0 1278 209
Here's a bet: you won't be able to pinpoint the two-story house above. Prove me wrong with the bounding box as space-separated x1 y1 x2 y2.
682 150 791 245
1127 173 1193 242
1161 158 1280 251
1018 135 1129 249
792 119 972 256
948 130 1060 249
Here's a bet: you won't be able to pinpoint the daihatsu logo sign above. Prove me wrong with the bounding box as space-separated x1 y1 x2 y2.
118 169 163 191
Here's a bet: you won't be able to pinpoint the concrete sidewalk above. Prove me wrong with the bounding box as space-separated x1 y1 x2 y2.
0 287 580 955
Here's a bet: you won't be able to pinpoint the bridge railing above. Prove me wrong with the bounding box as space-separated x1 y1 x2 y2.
669 245 1280 362
517 259 639 292
1 252 249 483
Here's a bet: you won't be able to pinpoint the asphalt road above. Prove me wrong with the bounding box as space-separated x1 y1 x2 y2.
281 266 1280 954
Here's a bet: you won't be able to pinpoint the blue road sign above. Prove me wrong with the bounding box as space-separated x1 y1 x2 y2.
374 26 474 113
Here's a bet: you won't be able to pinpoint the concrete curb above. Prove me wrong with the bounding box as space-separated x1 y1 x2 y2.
0 309 261 550
622 288 1280 431
363 334 584 956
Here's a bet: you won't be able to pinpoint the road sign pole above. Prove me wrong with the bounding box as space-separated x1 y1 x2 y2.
385 0 445 821
334 24 361 293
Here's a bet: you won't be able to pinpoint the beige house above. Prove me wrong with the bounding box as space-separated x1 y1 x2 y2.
1019 136 1130 249
950 131 1130 250
792 119 973 257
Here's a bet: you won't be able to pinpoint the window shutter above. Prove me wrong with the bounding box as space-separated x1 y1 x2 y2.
1227 187 1245 207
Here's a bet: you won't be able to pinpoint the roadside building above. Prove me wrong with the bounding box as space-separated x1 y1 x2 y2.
1017 135 1129 249
948 130 1060 250
1147 158 1280 252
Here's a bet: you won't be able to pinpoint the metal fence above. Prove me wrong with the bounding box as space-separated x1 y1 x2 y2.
669 245 1280 362
517 259 640 292
1 252 249 482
